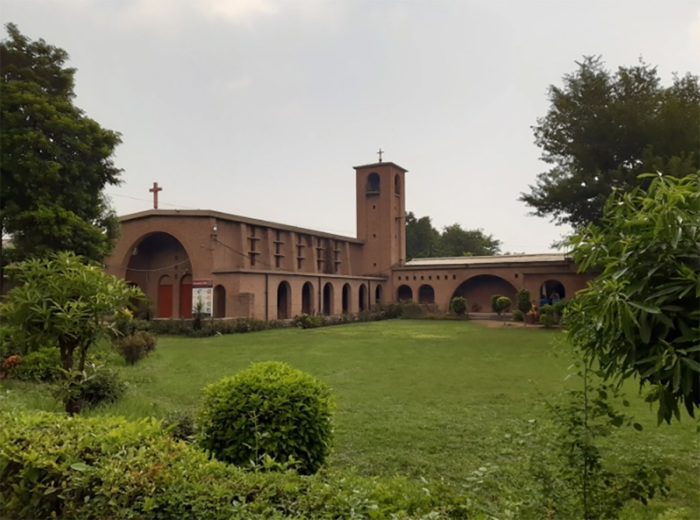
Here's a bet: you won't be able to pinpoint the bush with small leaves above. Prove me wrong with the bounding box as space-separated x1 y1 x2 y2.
400 301 424 320
495 296 512 315
512 310 525 322
114 331 157 365
450 297 467 316
11 348 62 382
199 361 335 475
293 314 325 329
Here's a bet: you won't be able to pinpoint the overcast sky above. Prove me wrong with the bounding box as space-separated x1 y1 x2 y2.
3 0 699 254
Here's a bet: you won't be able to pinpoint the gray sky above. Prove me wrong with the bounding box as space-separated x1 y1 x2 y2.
3 0 699 253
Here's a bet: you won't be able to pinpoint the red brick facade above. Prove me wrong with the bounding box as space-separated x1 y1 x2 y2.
104 161 591 319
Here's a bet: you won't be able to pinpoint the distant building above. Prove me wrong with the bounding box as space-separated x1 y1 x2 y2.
104 160 590 319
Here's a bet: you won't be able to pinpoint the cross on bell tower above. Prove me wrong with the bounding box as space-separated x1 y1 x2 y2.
149 182 162 209
377 148 384 163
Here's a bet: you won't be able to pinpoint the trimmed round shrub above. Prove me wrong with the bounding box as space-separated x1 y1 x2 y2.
512 309 525 322
450 297 467 316
199 361 335 474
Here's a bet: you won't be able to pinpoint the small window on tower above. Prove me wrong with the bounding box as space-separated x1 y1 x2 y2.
394 174 400 195
366 173 380 194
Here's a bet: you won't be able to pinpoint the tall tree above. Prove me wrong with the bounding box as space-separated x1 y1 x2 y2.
436 223 501 257
0 24 122 275
405 213 501 259
521 56 699 228
405 211 440 260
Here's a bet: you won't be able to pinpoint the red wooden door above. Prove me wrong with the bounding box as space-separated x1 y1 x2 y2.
180 281 193 318
158 284 173 318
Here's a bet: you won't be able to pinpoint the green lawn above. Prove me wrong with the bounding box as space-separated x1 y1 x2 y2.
2 320 698 518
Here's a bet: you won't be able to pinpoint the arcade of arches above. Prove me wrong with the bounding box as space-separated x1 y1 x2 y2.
104 159 591 320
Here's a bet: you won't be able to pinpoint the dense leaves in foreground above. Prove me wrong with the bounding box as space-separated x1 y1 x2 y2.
566 173 700 423
0 411 467 520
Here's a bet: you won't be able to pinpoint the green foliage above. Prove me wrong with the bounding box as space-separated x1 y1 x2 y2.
200 361 335 475
114 330 157 365
516 288 531 316
8 348 62 382
494 296 511 315
450 296 467 316
437 223 501 257
406 211 500 259
521 56 699 227
399 300 425 320
512 310 525 322
55 363 126 411
292 314 324 329
0 252 142 413
0 410 468 520
0 24 123 269
528 364 669 519
490 294 502 313
566 173 700 423
405 211 441 260
162 408 198 443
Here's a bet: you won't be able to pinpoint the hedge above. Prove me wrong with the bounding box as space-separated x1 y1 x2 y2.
0 411 469 519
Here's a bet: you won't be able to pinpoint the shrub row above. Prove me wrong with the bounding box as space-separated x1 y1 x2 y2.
0 410 469 520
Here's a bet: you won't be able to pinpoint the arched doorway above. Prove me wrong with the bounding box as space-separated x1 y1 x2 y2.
179 274 193 318
359 284 368 311
418 284 435 304
540 280 566 304
397 285 413 301
124 232 191 319
342 283 351 313
277 281 291 319
323 283 334 315
452 275 517 312
302 282 314 314
158 275 173 318
214 285 226 318
375 285 383 304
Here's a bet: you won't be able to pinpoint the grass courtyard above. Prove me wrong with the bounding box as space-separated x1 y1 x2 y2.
2 320 698 518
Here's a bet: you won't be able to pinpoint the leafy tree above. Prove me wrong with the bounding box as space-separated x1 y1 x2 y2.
437 224 501 257
493 295 511 316
0 24 122 279
566 173 699 423
0 252 143 414
405 212 440 260
406 213 501 259
521 56 699 228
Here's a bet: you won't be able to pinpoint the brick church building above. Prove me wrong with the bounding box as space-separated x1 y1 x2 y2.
104 159 589 320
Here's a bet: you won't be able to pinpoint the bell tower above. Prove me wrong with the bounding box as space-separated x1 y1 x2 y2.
355 158 407 275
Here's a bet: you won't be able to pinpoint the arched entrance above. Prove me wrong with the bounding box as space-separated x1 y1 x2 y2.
302 282 314 314
540 280 566 304
323 283 334 315
277 281 291 319
179 274 193 318
452 275 517 312
375 285 383 304
342 283 351 313
124 232 192 319
397 285 413 301
359 284 368 311
418 284 435 304
214 285 226 318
